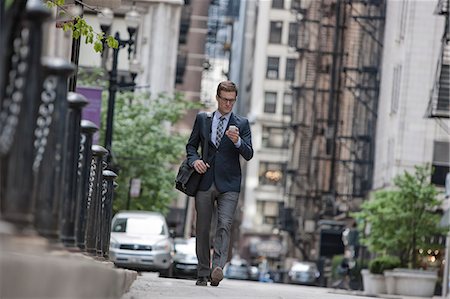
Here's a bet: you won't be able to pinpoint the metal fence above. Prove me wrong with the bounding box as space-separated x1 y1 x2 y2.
0 0 117 260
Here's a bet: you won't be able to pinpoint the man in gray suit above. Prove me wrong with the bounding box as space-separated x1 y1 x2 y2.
186 81 253 287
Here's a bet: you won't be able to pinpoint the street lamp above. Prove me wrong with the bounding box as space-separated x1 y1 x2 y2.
98 7 140 163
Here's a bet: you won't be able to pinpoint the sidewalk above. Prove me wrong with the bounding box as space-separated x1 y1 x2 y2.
0 222 137 299
330 288 445 299
122 272 447 299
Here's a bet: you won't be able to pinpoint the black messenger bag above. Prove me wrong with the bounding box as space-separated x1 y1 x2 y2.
175 113 212 196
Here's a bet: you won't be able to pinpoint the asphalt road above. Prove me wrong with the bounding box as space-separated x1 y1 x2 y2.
121 272 377 299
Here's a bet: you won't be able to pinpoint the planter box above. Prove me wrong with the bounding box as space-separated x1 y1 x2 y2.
361 269 386 295
384 268 437 297
384 270 396 294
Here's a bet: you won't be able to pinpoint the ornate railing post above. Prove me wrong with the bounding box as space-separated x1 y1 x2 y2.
96 161 108 258
75 120 98 250
0 0 50 229
33 57 75 240
60 92 88 248
100 170 117 258
85 145 108 255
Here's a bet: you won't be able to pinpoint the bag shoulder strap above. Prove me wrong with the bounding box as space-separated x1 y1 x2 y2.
202 112 212 163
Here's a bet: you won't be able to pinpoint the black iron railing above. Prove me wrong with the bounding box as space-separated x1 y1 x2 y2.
0 0 118 260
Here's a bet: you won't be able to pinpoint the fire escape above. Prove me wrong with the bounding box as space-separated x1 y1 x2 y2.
427 0 449 120
286 0 385 261
427 0 450 189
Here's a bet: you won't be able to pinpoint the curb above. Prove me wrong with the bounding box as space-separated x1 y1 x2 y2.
0 234 137 299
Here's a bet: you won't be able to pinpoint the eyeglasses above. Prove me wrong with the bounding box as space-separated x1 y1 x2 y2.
218 95 237 104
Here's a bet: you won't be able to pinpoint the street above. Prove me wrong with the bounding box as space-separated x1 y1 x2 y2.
121 272 374 299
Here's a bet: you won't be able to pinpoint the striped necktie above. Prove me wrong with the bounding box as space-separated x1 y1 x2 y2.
215 116 225 147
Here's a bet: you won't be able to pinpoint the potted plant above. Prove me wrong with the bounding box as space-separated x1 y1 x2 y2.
354 165 446 297
361 255 400 295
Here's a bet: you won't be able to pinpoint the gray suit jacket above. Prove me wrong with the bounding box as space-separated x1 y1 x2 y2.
186 111 253 193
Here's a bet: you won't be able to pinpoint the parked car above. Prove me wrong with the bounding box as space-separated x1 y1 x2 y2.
248 265 260 281
109 211 173 273
287 261 320 285
224 256 250 280
169 237 198 279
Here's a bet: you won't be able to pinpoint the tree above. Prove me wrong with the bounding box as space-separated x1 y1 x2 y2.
353 165 446 269
108 91 201 214
76 69 203 215
46 0 118 52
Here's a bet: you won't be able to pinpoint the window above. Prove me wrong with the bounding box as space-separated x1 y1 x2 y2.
431 141 450 186
291 0 301 10
259 161 286 186
264 92 277 113
112 217 165 235
272 0 284 9
397 0 408 42
288 23 298 47
262 126 289 148
266 57 279 79
269 21 283 44
285 58 296 81
387 138 394 178
283 93 292 115
390 65 402 114
175 52 187 84
257 201 278 225
112 218 127 232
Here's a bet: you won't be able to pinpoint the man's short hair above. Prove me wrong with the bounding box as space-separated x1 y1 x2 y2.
216 81 238 97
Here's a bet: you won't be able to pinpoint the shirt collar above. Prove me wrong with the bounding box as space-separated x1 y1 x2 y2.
215 111 231 121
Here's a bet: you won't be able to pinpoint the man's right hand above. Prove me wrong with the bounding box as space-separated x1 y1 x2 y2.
193 160 210 174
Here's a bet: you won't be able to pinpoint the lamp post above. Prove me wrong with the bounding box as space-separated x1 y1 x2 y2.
98 7 140 163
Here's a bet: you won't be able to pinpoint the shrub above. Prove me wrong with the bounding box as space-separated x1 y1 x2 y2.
353 165 446 269
369 255 401 274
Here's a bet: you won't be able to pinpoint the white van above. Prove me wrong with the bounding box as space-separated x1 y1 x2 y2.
109 211 173 273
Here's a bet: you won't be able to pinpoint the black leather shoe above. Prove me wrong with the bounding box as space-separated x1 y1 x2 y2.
210 267 223 287
195 277 208 286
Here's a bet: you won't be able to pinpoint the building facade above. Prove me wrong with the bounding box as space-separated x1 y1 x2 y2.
373 0 449 190
231 0 386 269
78 0 183 96
229 0 299 265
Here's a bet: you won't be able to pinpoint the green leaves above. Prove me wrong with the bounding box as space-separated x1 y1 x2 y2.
105 91 203 214
61 16 117 53
94 41 103 53
353 165 446 269
106 35 119 49
45 0 63 8
47 0 118 52
76 67 204 217
5 0 15 9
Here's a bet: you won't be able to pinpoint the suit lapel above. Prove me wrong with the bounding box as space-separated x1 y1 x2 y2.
228 112 236 128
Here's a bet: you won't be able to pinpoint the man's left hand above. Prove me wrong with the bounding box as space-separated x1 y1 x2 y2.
225 128 239 144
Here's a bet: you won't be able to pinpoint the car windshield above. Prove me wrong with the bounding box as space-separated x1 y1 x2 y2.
174 238 196 254
292 263 314 271
112 217 166 235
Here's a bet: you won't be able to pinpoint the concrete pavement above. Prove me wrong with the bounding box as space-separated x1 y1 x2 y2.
120 272 416 299
0 225 137 299
122 272 446 299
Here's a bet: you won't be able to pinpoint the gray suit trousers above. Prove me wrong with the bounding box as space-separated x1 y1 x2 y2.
195 183 238 277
